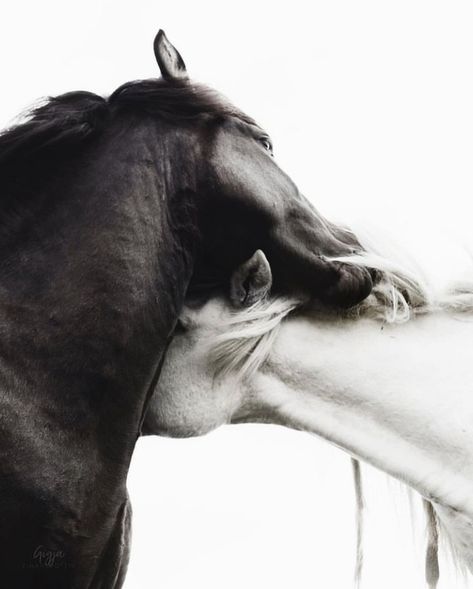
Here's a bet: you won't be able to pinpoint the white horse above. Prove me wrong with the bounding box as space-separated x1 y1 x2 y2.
143 242 473 588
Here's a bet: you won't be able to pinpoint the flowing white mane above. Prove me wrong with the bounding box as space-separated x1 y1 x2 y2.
209 227 473 380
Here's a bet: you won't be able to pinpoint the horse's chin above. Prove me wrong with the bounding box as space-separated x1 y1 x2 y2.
319 263 375 308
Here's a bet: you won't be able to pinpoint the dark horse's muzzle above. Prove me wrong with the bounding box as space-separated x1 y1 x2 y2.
317 260 375 308
266 220 378 309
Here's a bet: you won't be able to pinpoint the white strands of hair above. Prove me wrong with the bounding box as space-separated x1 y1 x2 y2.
351 459 365 588
337 250 432 323
208 297 299 379
438 281 473 315
331 224 434 323
333 226 473 322
423 500 440 589
437 245 473 315
436 515 470 584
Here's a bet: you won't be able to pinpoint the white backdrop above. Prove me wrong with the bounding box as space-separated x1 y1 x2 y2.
2 2 473 587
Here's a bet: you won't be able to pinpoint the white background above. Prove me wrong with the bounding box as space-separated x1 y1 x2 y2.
2 2 473 588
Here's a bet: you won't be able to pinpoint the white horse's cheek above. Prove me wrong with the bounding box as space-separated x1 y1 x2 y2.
152 369 241 438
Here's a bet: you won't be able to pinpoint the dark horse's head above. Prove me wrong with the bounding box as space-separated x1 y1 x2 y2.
148 31 374 308
0 30 376 587
0 29 376 319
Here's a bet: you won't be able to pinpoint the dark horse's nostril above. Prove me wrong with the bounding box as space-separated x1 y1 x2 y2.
368 267 382 285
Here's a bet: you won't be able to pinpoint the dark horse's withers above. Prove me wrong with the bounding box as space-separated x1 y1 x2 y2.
0 31 373 588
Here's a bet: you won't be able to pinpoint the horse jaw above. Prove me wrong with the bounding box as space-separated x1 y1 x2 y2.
143 299 246 438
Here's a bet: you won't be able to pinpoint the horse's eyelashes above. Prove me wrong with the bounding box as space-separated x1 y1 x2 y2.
259 137 273 155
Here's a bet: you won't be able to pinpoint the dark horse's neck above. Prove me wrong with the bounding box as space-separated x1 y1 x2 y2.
0 116 198 587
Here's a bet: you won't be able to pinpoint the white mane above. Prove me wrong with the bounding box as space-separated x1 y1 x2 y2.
209 227 473 380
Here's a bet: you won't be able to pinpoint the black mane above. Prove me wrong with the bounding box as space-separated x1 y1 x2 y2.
109 79 254 123
0 79 255 183
0 91 108 178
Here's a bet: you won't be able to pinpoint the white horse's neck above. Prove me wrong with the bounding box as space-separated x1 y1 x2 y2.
152 305 473 570
244 313 473 515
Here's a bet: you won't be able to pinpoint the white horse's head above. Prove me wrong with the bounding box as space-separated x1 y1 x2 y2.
142 249 282 437
142 241 434 439
143 245 473 586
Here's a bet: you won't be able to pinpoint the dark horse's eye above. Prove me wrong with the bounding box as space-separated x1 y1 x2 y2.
259 137 273 154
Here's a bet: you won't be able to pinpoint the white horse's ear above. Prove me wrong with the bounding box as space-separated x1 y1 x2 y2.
153 30 188 81
176 305 199 331
230 250 273 307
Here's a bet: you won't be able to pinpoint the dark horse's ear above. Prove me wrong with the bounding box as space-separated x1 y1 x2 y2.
230 250 273 307
153 30 188 81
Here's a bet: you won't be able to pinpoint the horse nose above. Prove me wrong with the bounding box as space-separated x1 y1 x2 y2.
345 247 382 286
320 263 374 308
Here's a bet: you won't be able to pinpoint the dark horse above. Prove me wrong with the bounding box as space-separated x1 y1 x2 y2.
0 30 375 588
